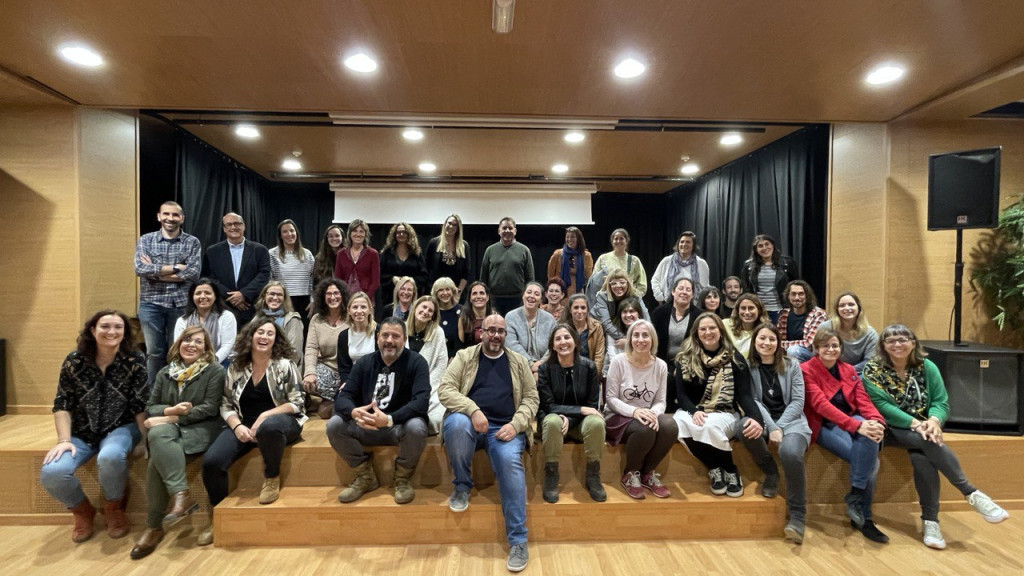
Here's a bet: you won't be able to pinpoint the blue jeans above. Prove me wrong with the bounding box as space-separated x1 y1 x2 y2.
816 417 880 519
442 413 527 546
138 301 185 387
786 344 814 362
39 423 141 508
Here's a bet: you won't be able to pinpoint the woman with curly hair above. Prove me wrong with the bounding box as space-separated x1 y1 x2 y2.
302 278 350 419
380 222 428 307
199 319 306 545
40 310 147 543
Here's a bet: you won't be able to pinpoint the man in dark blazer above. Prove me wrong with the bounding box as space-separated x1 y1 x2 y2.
201 212 271 326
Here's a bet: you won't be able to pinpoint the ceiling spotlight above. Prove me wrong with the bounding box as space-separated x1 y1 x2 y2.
344 52 378 73
552 163 569 174
681 163 700 175
720 132 743 146
418 162 437 173
282 159 302 171
865 64 905 85
402 128 424 141
564 131 585 144
235 125 260 139
492 0 516 34
58 43 103 67
614 58 646 79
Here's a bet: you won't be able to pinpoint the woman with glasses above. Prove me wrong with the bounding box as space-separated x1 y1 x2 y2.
802 327 888 543
862 324 1008 549
604 320 678 500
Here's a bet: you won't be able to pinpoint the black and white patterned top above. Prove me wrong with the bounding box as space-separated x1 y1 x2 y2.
52 351 148 445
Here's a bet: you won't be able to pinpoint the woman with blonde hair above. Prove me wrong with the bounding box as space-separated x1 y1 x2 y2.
406 295 449 433
426 213 474 299
383 275 417 321
380 222 428 307
336 291 378 386
130 326 225 559
431 276 462 359
590 269 650 353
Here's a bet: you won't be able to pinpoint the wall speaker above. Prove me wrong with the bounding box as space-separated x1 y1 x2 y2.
922 341 1023 435
927 147 1000 230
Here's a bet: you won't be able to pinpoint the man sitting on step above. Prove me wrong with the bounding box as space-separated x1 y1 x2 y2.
438 313 538 573
327 316 430 504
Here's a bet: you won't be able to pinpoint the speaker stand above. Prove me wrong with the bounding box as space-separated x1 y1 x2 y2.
953 228 967 347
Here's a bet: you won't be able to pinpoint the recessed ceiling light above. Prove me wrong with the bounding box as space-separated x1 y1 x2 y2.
58 43 103 67
564 131 585 144
720 133 743 146
613 58 646 79
865 64 905 85
418 162 437 173
344 52 378 73
282 159 302 171
552 163 569 174
235 125 260 139
402 128 424 141
680 163 700 175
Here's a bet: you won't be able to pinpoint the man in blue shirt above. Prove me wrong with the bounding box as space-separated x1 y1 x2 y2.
201 213 271 326
134 201 201 386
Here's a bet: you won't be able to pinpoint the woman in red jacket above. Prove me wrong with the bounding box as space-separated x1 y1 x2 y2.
802 327 888 544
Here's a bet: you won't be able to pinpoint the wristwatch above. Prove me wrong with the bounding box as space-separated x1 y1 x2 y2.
386 414 394 428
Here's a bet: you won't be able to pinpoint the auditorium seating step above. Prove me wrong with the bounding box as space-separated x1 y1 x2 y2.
213 484 787 546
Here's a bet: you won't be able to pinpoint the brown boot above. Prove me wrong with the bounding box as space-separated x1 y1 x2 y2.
129 527 165 560
162 490 199 528
393 461 416 504
104 489 131 538
259 477 281 505
70 500 96 543
338 459 379 503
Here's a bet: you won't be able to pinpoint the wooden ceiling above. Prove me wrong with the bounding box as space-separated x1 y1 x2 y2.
1 0 1022 191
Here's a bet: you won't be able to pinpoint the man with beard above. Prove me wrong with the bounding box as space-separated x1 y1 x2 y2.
479 217 535 315
328 317 430 504
439 314 538 572
134 201 201 386
777 280 828 362
721 275 742 318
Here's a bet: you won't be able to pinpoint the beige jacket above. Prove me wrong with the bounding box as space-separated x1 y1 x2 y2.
439 344 539 447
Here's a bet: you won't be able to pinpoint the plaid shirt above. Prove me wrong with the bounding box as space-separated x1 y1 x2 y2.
778 306 828 349
134 231 201 308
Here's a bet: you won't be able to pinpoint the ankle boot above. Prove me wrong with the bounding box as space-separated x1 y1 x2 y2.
70 499 96 543
543 462 559 503
758 455 780 498
393 461 416 504
585 461 607 502
104 491 131 539
162 490 199 528
338 459 379 503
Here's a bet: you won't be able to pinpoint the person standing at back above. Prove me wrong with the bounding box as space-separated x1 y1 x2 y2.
201 212 271 327
479 217 535 315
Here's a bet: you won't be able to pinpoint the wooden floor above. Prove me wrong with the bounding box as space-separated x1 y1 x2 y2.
0 506 1019 575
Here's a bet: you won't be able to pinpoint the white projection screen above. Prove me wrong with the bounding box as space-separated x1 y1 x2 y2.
330 183 596 225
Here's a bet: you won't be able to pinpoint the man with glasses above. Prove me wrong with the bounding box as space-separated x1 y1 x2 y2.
328 317 430 504
439 314 538 572
479 216 535 315
134 201 201 387
200 212 271 325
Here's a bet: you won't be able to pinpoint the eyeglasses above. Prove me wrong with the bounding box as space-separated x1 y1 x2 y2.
820 343 842 350
223 222 244 228
484 327 507 336
884 337 912 345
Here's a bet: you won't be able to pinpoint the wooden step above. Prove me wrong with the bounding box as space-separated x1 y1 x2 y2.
214 483 788 547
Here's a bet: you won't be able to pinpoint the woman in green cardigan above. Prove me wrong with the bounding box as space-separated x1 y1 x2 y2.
862 323 1008 551
130 325 226 560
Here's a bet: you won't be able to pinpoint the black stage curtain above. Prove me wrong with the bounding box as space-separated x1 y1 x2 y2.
663 125 829 301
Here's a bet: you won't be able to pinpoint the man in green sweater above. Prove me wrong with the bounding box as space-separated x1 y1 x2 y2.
480 217 535 314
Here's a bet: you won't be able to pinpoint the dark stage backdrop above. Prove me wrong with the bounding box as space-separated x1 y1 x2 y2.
663 125 829 303
140 118 825 308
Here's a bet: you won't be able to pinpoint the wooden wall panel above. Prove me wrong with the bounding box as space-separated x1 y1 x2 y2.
77 109 138 315
886 120 1024 343
0 106 81 408
827 123 888 318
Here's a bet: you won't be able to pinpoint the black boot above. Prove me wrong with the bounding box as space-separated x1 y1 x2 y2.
585 461 607 502
758 455 780 498
844 489 865 529
543 462 559 503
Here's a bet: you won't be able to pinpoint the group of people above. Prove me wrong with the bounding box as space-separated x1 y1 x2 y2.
40 202 1009 572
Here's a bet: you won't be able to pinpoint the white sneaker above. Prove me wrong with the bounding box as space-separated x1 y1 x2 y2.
967 491 1009 523
922 520 946 550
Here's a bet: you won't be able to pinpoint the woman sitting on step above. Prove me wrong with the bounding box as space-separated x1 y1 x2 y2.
537 324 606 504
862 323 1009 550
130 326 225 559
40 310 147 544
200 318 306 546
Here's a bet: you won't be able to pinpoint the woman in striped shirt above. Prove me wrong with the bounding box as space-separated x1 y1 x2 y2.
269 219 314 325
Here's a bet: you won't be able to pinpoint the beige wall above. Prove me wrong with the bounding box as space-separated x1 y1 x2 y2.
829 119 1024 346
0 106 138 410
